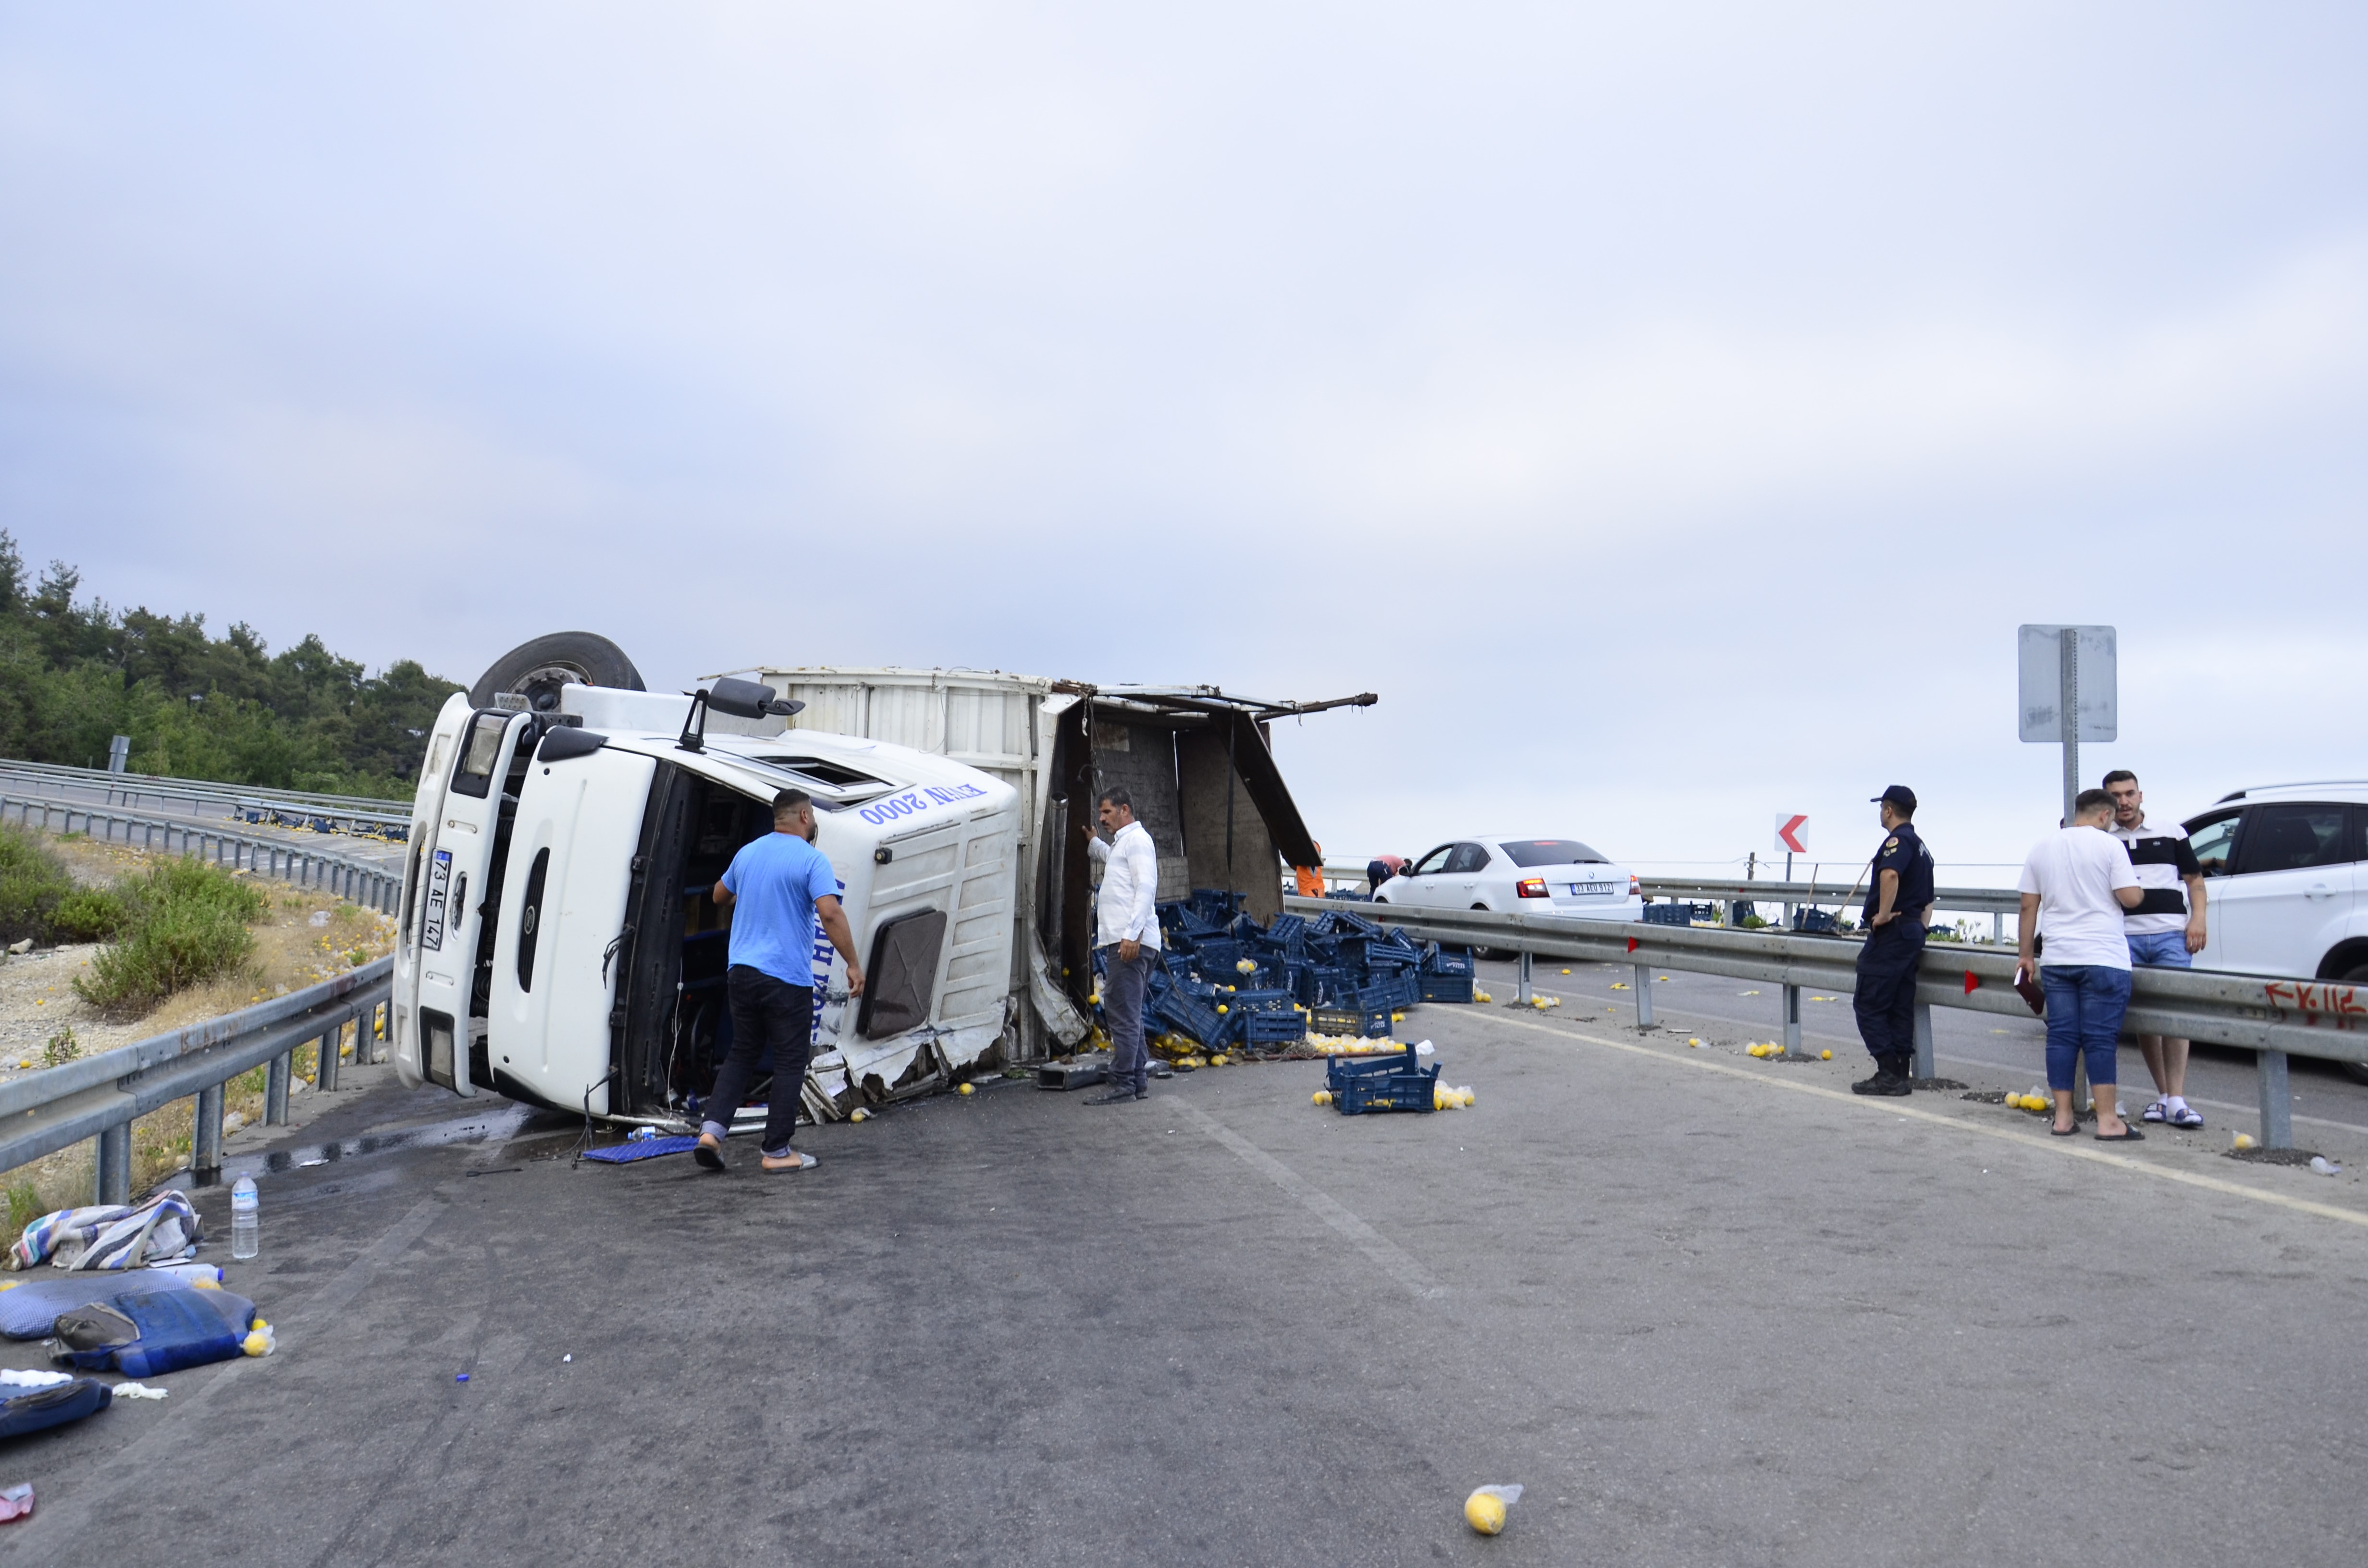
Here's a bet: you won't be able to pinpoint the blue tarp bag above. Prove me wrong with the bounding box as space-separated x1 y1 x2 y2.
0 1378 111 1439
51 1287 255 1377
0 1275 192 1340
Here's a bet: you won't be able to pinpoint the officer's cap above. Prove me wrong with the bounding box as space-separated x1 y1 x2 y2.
1871 784 1917 813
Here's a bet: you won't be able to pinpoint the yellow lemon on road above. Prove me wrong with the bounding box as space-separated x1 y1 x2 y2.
1820 1050 1832 1060
1465 1490 1507 1535
850 1108 870 1123
956 1082 974 1096
1313 1090 1332 1105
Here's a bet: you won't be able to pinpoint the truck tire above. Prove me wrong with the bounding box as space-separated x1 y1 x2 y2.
468 633 644 713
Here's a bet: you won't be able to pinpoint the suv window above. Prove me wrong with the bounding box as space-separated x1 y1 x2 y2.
1411 845 1454 876
2184 810 2242 878
1444 843 1491 875
2236 803 2352 875
1497 839 1605 868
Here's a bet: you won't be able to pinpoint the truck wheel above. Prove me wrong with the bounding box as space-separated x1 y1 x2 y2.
469 632 644 712
2340 963 2368 1086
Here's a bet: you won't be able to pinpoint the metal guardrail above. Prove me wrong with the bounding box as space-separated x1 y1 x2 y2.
0 958 393 1205
0 758 412 839
1 795 402 915
1283 895 2362 1149
1638 877 2022 919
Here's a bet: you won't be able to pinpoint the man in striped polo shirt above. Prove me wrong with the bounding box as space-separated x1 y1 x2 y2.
2105 770 2209 1128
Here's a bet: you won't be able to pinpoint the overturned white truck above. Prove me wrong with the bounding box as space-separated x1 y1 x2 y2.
392 634 1368 1126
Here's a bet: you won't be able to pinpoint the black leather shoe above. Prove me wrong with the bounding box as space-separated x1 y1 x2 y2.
1851 1056 1912 1097
1085 1088 1139 1105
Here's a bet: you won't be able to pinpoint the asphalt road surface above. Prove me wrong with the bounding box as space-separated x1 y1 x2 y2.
7 991 2367 1566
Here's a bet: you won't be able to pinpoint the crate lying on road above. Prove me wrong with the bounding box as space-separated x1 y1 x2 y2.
1325 1049 1439 1115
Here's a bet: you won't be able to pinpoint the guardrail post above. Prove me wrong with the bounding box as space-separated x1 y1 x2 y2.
96 1121 132 1205
1912 1002 1935 1080
1517 950 1533 1005
266 1051 291 1125
1783 984 1802 1054
2257 1049 2293 1149
194 1083 224 1187
1633 963 1654 1028
318 1025 341 1092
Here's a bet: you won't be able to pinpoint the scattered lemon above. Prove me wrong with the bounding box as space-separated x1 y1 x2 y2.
850 1108 870 1122
1560 968 1570 975
1687 1038 1702 1048
1819 1050 1832 1060
956 1083 974 1096
1465 1490 1507 1535
1313 1090 1332 1106
1217 1004 1229 1013
2233 1132 2257 1150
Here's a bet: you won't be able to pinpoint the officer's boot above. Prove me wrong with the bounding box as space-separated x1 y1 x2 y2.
1850 1054 1912 1097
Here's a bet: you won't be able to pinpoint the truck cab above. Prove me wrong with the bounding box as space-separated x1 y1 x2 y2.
392 682 1020 1125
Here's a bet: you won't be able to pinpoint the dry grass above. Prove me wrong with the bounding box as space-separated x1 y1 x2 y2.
1 845 400 1233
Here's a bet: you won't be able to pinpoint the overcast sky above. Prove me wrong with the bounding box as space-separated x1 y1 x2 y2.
4 4 2364 880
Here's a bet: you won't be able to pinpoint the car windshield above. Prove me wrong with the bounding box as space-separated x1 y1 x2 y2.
1496 839 1606 867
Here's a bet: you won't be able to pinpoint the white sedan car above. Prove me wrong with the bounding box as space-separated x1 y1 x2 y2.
1374 836 1644 924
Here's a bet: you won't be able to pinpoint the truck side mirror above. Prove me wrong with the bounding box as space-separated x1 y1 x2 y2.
707 678 802 720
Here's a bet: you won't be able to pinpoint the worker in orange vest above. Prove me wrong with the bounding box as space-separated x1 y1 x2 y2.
1294 842 1325 898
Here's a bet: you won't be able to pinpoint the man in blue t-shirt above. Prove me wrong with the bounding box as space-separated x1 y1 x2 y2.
694 789 865 1173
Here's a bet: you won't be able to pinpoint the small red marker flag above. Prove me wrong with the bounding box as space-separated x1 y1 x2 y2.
1963 970 1979 994
1627 937 1640 953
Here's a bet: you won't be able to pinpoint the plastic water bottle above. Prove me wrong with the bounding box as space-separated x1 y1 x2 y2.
230 1176 259 1260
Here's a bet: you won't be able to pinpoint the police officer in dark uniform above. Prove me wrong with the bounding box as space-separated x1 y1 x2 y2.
1851 784 1936 1096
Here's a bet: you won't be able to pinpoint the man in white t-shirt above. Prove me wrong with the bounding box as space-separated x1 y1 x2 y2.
2104 769 2209 1129
2017 788 2146 1140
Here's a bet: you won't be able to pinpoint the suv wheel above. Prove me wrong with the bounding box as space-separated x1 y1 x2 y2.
2341 963 2368 1087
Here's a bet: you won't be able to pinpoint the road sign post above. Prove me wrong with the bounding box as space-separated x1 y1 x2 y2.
2018 625 2116 824
1774 815 1807 931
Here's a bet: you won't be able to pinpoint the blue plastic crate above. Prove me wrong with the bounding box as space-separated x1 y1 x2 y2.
1641 902 1693 927
1155 992 1225 1047
1325 1051 1438 1114
1418 973 1474 1004
1229 988 1296 1015
1422 943 1475 977
1311 1003 1393 1038
1240 1011 1307 1045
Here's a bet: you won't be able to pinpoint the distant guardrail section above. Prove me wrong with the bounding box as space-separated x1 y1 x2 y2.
1 795 401 914
0 757 412 840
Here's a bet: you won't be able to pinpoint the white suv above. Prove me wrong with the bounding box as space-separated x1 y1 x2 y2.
2182 781 2368 1080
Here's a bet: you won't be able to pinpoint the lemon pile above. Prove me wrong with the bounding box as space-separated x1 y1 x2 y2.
1527 995 1562 1011
1432 1084 1476 1111
2006 1091 2049 1113
1306 1033 1406 1056
1473 990 1494 1003
1235 958 1258 974
1745 1041 1787 1058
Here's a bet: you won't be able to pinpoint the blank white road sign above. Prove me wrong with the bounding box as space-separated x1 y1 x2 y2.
2018 625 2117 743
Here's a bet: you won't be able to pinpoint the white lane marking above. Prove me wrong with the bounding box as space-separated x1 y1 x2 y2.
1485 1013 2368 1232
1170 1097 1445 1301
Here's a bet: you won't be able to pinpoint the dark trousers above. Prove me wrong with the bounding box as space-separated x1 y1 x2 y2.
1101 944 1153 1094
703 966 815 1153
1853 925 1924 1061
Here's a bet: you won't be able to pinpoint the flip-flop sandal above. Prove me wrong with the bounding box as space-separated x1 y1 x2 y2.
2169 1105 2205 1128
760 1152 817 1173
2050 1122 2078 1137
2094 1128 2145 1142
693 1138 727 1172
2142 1100 2168 1123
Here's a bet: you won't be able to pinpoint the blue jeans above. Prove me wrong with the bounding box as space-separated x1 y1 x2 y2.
2040 964 2132 1092
2127 930 2192 968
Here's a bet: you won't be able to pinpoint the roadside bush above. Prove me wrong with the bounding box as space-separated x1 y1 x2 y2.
50 885 130 942
0 824 76 944
74 858 266 1017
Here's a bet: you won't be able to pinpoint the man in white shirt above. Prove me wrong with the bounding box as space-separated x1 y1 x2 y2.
2017 788 2146 1140
1081 786 1162 1104
2104 769 2209 1128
